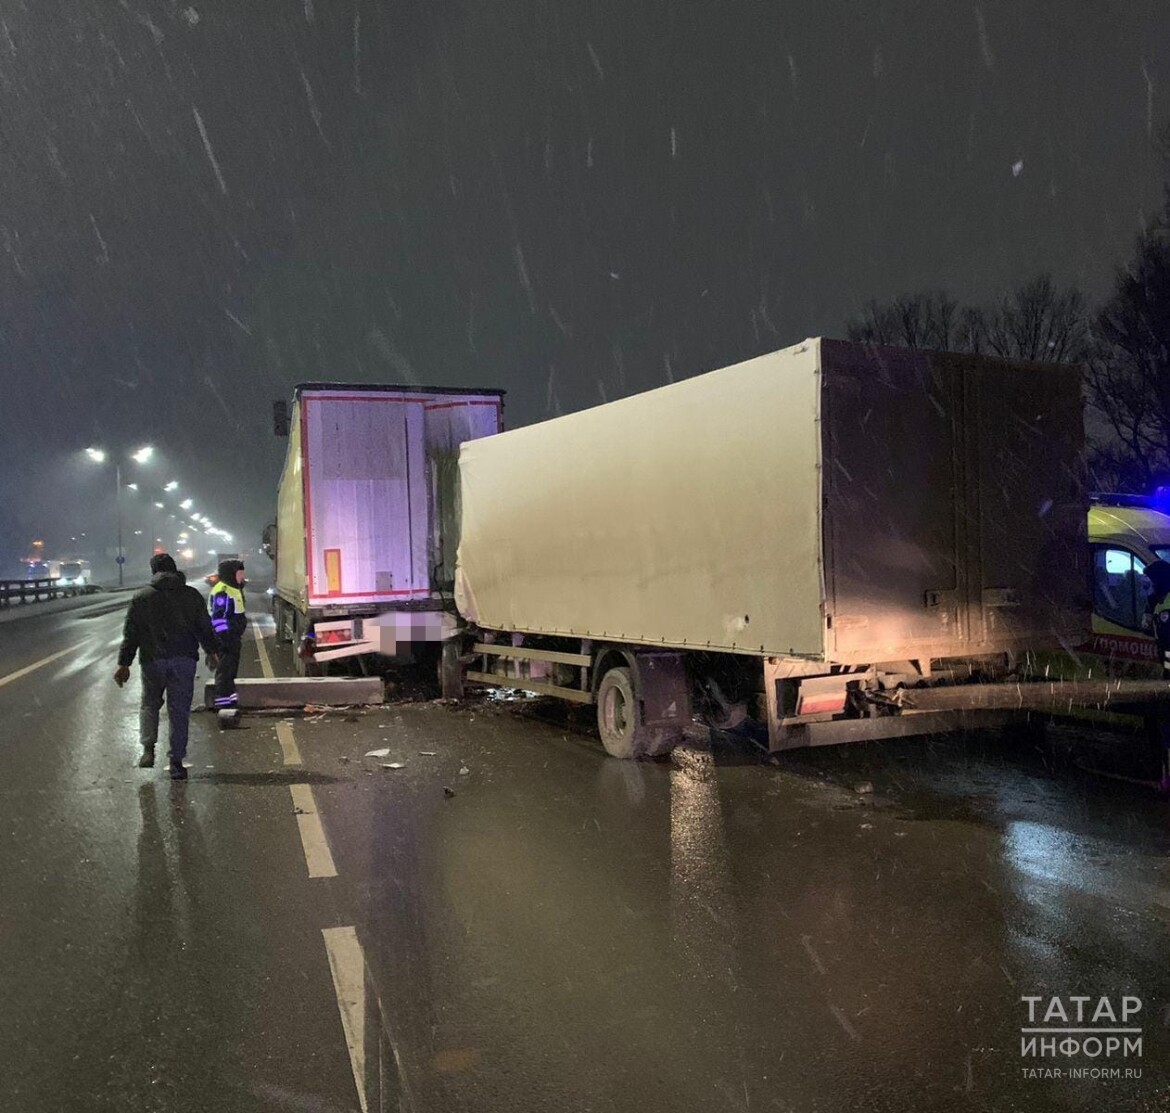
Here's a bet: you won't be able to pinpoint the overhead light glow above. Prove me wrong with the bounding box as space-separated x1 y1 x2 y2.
164 481 178 492
85 447 106 463
126 483 139 491
132 446 154 464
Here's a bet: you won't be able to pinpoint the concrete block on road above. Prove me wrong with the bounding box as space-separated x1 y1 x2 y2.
203 677 383 710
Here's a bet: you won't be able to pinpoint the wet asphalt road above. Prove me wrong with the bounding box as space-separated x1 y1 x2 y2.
2 585 1170 1112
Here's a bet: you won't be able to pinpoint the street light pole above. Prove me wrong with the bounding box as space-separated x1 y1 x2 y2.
116 462 124 587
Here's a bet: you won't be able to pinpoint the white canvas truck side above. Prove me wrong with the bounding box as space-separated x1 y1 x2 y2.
451 337 1141 757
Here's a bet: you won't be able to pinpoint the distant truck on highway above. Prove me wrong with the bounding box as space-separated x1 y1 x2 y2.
24 559 91 586
269 383 504 675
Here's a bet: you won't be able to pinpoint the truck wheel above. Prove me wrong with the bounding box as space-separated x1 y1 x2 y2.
597 667 639 758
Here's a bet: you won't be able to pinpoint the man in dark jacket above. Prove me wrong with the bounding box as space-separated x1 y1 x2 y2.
114 553 220 779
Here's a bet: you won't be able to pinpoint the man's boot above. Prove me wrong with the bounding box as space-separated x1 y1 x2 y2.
137 747 155 768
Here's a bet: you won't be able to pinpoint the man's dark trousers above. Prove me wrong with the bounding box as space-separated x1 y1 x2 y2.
214 632 242 708
140 657 198 762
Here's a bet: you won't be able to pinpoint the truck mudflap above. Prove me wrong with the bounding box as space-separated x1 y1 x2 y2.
311 610 457 662
765 666 1170 751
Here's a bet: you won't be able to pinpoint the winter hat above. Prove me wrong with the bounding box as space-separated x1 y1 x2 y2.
150 552 178 575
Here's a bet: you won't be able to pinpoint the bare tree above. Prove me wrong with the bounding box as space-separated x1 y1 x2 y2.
847 290 981 352
846 275 1087 364
1085 219 1170 490
975 275 1091 364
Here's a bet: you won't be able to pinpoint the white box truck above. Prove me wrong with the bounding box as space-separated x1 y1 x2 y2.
453 338 1111 755
271 383 503 673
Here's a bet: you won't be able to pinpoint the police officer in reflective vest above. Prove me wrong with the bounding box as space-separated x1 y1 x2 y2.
209 558 247 709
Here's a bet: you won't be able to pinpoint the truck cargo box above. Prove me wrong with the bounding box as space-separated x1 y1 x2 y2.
454 338 1087 665
276 384 503 614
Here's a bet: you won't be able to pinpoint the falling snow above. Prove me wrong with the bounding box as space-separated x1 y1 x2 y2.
191 104 227 194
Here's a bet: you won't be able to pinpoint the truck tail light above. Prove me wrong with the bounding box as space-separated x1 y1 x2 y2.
316 626 353 646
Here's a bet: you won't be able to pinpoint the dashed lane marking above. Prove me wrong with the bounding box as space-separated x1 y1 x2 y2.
251 621 275 679
276 721 303 765
0 645 85 690
322 926 370 1113
321 927 416 1112
289 783 336 878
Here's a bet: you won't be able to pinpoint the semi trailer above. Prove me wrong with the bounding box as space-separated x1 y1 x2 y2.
270 383 504 674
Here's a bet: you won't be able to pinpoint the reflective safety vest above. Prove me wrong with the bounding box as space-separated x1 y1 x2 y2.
208 582 246 635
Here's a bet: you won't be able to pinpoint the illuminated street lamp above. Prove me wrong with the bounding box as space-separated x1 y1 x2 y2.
164 481 178 492
180 498 193 510
84 444 155 586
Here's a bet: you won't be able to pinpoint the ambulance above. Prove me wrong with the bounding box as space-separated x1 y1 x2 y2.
1081 494 1170 676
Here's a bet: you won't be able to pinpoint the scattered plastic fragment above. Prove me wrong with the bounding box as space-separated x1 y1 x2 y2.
458 766 470 776
382 762 405 770
365 748 391 758
419 751 437 756
303 704 326 714
443 786 456 797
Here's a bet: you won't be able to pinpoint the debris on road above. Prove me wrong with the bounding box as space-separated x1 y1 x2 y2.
304 704 326 714
458 765 470 776
365 748 391 758
855 782 875 794
382 762 405 770
443 786 456 797
419 751 437 756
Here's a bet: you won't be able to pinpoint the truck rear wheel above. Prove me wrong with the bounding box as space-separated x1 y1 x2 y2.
597 667 639 758
596 665 682 760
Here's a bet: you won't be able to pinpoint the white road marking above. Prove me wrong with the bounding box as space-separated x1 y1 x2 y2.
289 783 336 877
322 926 370 1113
0 645 84 689
276 721 303 765
251 622 275 679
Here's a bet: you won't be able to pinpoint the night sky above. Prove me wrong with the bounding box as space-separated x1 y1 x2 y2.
1 0 1168 568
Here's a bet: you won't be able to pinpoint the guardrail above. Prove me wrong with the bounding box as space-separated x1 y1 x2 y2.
0 578 101 606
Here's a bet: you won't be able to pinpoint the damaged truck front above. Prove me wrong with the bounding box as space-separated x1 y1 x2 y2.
451 337 1097 757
